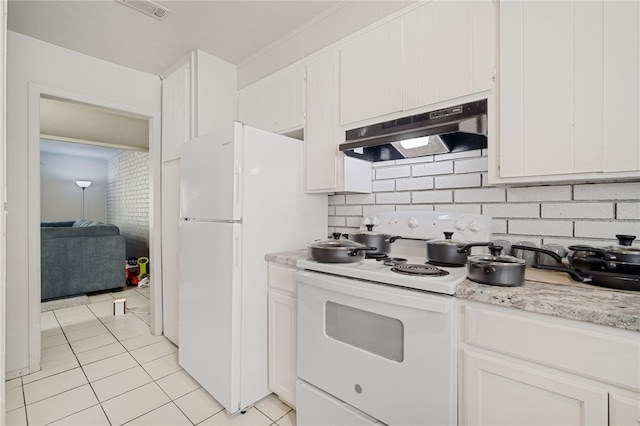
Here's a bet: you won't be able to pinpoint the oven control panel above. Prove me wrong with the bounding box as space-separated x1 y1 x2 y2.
362 210 492 243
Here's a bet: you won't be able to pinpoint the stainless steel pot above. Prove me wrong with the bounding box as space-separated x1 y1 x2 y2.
467 246 527 286
426 232 493 266
307 234 377 263
568 234 640 274
348 224 401 256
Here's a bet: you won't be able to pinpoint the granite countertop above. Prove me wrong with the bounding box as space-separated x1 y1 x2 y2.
265 251 640 332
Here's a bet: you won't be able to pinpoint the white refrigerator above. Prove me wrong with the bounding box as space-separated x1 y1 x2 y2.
178 122 327 414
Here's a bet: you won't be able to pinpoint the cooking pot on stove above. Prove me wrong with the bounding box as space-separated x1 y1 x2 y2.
567 235 640 275
467 246 527 286
510 244 640 291
426 232 493 267
307 233 377 263
348 224 401 256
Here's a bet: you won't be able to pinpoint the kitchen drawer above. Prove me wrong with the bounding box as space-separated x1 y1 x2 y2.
461 302 640 391
268 263 297 296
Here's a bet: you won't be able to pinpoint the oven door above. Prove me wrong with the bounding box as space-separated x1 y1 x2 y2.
296 270 456 426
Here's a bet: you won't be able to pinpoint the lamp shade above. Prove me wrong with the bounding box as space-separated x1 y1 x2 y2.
75 180 92 189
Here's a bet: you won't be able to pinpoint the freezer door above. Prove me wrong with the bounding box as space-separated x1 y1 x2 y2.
178 220 242 413
180 122 243 221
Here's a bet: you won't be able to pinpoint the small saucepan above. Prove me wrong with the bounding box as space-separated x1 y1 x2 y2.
467 246 527 286
307 233 377 263
426 232 494 266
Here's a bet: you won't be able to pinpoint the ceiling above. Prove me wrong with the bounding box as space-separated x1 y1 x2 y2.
7 0 342 76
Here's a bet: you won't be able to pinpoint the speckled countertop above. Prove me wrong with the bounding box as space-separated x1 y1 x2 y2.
265 251 640 332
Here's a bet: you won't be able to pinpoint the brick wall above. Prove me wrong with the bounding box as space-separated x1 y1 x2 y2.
328 150 640 248
106 150 150 259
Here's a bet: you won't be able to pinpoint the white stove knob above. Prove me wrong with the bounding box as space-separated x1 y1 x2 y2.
454 219 467 231
372 216 381 226
469 220 482 233
408 217 419 228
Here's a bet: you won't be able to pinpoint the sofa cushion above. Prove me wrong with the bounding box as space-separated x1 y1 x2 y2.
41 221 75 228
41 223 121 239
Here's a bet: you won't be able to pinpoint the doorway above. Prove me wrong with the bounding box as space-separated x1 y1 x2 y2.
27 86 163 374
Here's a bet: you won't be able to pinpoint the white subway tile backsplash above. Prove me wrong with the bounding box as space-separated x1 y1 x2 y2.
329 194 346 205
396 156 434 165
617 202 640 220
434 174 481 189
508 220 573 237
376 165 411 180
396 176 433 191
372 180 395 192
328 216 346 227
363 205 397 218
574 182 640 201
454 187 505 203
411 190 453 204
542 202 614 219
321 125 637 246
574 220 640 239
346 217 364 228
455 157 488 174
412 161 453 177
507 185 572 202
376 192 411 205
346 194 375 205
335 205 363 216
328 206 336 216
491 219 508 234
483 203 539 218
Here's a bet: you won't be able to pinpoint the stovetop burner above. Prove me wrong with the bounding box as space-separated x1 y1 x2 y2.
426 260 466 268
391 264 450 277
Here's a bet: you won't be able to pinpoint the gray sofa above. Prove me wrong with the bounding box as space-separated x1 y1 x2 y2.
40 220 126 301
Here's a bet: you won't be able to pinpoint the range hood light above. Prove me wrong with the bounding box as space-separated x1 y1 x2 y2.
400 136 437 149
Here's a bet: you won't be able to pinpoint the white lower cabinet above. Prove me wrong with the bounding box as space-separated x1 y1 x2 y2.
458 300 640 426
267 262 298 408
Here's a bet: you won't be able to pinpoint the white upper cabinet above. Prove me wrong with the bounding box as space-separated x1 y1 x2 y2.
238 65 304 134
496 0 640 182
161 63 191 162
402 0 494 111
305 50 372 194
339 18 403 126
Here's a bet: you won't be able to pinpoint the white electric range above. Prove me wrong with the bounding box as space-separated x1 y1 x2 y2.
295 210 492 426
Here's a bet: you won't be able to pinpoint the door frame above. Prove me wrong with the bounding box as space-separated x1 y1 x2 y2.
27 83 163 372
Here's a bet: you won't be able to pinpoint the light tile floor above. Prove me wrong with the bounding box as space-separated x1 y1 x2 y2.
5 286 296 425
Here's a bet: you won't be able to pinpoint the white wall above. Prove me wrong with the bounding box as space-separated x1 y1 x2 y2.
40 151 108 222
6 31 161 377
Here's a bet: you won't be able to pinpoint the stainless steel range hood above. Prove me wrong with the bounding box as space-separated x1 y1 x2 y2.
340 99 487 162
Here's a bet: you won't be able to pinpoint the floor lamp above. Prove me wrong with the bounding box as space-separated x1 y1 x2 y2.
75 180 92 219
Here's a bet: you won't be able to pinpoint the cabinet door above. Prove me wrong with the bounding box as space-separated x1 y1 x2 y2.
403 0 493 111
498 0 640 180
161 63 191 162
239 67 304 134
305 51 339 192
339 18 402 125
161 159 181 345
268 290 297 408
461 351 608 426
609 393 640 426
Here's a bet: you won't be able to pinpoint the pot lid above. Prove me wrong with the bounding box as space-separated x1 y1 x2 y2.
468 245 526 266
428 231 466 247
353 224 390 236
307 235 367 249
604 235 640 255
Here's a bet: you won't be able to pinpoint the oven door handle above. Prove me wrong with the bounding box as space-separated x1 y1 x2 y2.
296 270 451 313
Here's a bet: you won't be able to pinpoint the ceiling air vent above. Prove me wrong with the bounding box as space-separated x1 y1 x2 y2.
114 0 171 21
